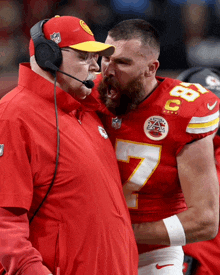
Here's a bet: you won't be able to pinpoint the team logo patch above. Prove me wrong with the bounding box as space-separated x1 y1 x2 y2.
111 117 122 129
98 126 108 139
0 144 4 156
50 32 61 44
144 116 169 141
79 20 94 36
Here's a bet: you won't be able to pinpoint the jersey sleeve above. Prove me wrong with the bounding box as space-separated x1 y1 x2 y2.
167 81 220 155
186 95 219 140
171 80 220 141
0 118 33 210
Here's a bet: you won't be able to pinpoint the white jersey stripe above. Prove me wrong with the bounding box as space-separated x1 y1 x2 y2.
188 117 219 129
186 122 219 134
186 110 219 134
188 110 219 124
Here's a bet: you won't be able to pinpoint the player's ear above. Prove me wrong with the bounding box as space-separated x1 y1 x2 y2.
145 60 160 77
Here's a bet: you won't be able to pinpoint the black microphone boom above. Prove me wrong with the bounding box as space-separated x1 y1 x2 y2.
45 61 94 89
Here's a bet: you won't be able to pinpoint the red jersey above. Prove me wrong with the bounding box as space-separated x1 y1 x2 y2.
94 75 220 254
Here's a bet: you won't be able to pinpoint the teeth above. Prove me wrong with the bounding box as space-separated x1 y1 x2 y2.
107 86 118 99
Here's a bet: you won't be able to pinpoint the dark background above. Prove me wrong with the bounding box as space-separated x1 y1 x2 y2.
1 0 220 97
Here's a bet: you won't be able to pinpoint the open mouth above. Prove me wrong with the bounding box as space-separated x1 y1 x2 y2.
107 85 119 100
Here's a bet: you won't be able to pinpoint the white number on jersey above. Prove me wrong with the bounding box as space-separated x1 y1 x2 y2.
115 139 162 209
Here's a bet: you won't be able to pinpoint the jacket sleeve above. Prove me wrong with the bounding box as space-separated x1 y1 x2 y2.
0 207 51 275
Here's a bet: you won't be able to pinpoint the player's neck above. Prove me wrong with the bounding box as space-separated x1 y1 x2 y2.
141 78 159 103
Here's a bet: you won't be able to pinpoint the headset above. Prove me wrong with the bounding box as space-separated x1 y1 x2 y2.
30 19 63 72
30 19 94 87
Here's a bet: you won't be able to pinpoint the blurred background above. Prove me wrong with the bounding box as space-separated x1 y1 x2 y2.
1 0 220 97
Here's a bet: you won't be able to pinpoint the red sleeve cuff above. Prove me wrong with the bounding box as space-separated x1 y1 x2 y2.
20 262 52 275
0 207 48 275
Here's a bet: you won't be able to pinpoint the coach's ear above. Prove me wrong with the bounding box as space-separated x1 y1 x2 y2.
145 60 160 77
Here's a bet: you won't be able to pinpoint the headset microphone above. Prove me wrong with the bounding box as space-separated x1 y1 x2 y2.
45 61 94 89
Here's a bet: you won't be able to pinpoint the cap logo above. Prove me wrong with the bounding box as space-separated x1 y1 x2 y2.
79 20 94 36
50 32 61 44
144 116 169 141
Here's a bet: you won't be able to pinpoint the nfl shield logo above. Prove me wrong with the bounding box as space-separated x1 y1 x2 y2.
112 117 122 129
50 32 61 44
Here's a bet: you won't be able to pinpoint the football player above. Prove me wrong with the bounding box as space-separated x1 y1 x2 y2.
94 19 220 274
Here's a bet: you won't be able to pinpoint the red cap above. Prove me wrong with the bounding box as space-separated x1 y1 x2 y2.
29 15 115 57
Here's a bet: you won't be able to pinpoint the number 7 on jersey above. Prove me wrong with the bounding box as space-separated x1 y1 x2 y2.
115 139 162 209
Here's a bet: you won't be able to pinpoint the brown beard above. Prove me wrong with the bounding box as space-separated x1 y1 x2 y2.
98 76 146 116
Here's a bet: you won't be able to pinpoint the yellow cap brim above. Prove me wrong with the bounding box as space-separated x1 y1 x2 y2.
69 41 115 56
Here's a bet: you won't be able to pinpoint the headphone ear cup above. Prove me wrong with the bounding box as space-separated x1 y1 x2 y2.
34 38 62 70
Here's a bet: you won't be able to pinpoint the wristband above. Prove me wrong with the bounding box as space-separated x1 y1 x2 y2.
163 215 186 246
